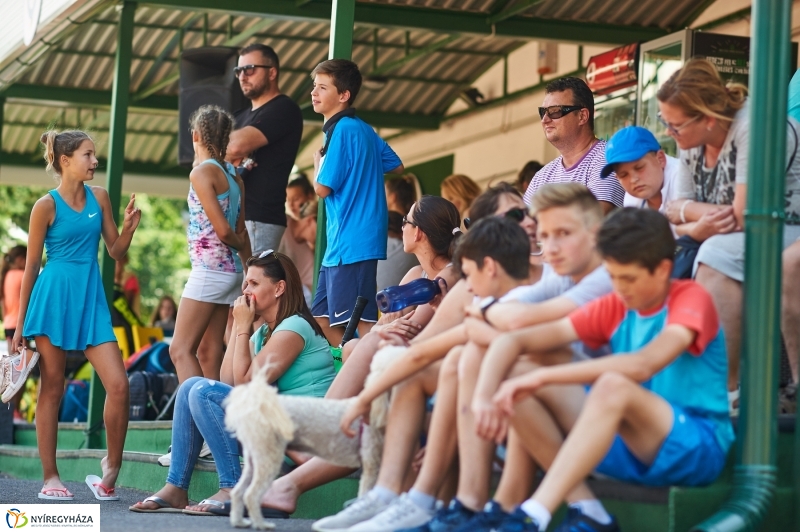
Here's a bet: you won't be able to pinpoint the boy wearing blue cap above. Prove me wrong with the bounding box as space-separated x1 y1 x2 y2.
600 126 691 214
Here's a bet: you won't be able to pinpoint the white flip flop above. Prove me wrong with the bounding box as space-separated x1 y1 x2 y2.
85 475 120 501
38 487 74 500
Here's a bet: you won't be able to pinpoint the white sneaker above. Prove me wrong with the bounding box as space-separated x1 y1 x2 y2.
157 451 171 467
1 349 39 403
312 491 393 532
349 493 434 532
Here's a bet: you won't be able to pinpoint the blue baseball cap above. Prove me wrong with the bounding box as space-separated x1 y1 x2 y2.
600 126 662 179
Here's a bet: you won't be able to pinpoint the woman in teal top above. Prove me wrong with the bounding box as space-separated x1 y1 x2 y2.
130 250 335 515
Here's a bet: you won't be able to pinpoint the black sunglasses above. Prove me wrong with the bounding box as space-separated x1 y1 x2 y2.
464 207 531 230
401 215 418 229
233 64 274 77
538 105 584 120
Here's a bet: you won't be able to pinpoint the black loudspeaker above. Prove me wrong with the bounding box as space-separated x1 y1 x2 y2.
178 47 248 168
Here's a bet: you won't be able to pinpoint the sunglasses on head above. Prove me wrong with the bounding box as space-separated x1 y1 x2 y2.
463 207 531 230
256 249 285 277
233 64 274 77
538 105 584 120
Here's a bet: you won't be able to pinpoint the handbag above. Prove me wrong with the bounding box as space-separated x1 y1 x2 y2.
671 235 703 279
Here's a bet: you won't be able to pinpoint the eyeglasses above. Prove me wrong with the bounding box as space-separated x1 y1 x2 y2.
538 105 584 120
258 249 278 259
657 112 701 136
401 216 417 229
463 207 532 230
233 64 274 77
502 208 528 223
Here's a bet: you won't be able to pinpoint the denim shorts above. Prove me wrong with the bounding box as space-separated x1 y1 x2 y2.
246 221 286 257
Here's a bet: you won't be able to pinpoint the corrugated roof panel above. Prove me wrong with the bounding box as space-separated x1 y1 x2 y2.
2 0 693 172
522 0 696 29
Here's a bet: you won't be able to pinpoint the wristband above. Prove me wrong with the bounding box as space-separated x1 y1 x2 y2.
480 297 498 326
679 199 694 224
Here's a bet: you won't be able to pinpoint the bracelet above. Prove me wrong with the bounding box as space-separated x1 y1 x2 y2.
679 199 694 224
235 332 250 340
480 298 498 327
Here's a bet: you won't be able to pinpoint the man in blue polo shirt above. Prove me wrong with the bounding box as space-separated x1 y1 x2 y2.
310 59 404 345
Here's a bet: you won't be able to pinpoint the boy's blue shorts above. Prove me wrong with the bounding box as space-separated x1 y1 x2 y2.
594 404 729 487
312 260 379 327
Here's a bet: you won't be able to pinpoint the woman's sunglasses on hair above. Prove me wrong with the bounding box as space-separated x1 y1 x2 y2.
463 207 532 230
538 105 584 120
233 64 274 77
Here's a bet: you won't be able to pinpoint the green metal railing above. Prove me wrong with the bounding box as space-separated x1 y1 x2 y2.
691 0 791 529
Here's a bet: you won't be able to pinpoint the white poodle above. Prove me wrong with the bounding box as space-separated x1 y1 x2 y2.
224 345 404 529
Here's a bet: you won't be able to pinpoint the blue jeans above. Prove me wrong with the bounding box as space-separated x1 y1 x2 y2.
166 376 241 490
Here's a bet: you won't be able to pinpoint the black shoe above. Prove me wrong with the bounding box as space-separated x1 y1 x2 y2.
451 500 509 532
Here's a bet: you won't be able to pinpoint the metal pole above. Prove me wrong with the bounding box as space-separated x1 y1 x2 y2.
313 0 355 295
691 0 790 529
87 0 136 450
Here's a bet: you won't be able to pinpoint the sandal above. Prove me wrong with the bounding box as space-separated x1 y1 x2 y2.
85 475 120 501
129 495 185 513
183 498 227 516
38 487 74 501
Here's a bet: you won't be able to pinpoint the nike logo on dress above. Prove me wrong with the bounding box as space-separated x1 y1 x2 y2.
334 310 348 318
88 213 98 218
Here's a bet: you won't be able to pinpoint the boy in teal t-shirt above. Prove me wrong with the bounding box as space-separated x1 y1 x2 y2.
309 59 404 345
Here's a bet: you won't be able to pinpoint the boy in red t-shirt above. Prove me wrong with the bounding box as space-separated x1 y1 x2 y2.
471 208 732 532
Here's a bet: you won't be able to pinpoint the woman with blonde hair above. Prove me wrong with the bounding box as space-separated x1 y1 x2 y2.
440 174 481 227
657 58 800 407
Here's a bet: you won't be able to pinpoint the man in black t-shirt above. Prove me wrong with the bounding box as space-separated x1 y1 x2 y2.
227 43 304 256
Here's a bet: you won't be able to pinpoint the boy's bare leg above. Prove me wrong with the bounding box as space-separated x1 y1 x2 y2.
315 316 345 347
374 362 441 493
453 341 496 511
436 458 459 504
412 347 463 497
493 429 536 510
530 372 674 513
507 357 597 504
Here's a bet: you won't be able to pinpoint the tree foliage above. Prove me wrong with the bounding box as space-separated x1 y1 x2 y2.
0 185 190 322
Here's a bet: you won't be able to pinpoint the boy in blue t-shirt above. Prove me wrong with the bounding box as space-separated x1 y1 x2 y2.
471 208 733 532
309 59 404 345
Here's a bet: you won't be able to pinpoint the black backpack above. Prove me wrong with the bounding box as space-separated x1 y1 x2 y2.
128 371 179 421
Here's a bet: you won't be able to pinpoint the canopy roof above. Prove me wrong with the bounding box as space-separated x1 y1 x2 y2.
0 0 715 179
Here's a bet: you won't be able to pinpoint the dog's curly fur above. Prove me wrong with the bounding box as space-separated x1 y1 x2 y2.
224 345 404 529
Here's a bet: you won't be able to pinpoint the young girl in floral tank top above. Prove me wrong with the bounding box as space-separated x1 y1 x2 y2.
171 105 251 383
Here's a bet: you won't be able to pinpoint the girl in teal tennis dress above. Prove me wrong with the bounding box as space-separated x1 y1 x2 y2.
12 130 140 501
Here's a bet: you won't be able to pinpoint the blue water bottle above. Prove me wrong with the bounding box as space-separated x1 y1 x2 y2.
376 278 442 313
